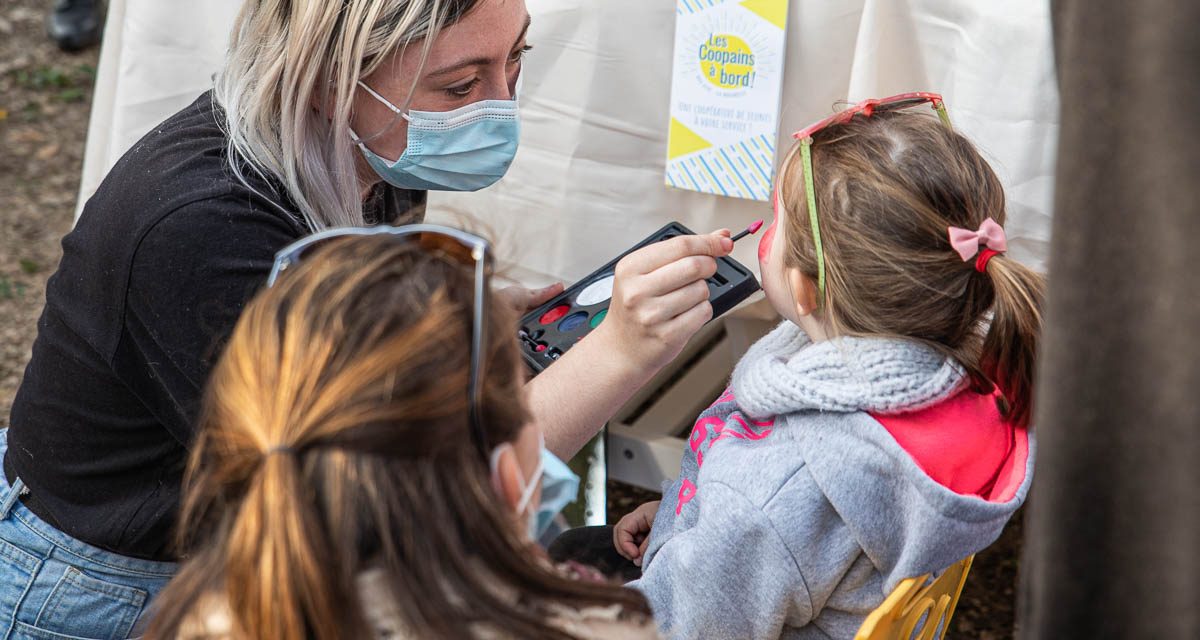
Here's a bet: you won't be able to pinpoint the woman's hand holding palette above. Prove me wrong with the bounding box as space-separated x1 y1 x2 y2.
519 221 762 373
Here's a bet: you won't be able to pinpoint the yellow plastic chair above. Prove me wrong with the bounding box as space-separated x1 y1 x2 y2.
853 555 974 640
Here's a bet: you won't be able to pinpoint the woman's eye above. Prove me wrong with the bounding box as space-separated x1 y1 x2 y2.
509 45 533 65
446 79 480 98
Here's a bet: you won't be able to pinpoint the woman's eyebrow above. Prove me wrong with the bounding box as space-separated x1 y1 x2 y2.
425 15 532 80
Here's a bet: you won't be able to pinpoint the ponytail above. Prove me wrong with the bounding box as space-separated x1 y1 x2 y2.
145 443 367 640
979 256 1046 428
223 451 356 640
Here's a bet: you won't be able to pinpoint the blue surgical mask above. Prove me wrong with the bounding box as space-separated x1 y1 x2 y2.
492 437 580 540
533 447 580 537
352 80 521 192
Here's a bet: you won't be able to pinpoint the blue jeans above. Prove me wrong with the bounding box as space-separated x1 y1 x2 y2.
0 430 177 639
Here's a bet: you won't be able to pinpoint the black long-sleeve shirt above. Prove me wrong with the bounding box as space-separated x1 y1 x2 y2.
6 92 423 560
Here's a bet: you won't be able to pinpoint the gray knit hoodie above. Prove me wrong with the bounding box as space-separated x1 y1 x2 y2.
629 322 1034 639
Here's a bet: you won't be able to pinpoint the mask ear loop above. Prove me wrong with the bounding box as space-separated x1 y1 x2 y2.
353 81 414 147
514 452 545 516
354 27 437 145
489 441 545 517
358 81 407 116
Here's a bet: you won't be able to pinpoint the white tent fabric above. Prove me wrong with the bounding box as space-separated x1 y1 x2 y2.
429 0 1059 285
75 0 242 220
76 0 1058 282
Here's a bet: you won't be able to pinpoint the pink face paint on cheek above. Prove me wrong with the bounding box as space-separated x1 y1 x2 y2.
758 219 778 264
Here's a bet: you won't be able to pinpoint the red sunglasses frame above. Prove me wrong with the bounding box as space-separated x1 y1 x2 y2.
792 91 949 141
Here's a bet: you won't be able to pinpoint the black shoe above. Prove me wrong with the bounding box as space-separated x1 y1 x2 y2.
547 525 644 583
47 0 103 52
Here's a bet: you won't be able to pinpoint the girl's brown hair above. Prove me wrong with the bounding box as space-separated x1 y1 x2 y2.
145 236 650 639
778 109 1045 427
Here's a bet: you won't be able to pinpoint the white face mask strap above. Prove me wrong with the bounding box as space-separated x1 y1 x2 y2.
357 80 406 116
514 453 544 516
490 442 544 516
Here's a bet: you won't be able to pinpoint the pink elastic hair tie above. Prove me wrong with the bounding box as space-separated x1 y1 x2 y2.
948 218 1007 273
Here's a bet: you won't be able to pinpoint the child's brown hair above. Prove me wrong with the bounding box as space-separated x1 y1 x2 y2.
778 109 1045 427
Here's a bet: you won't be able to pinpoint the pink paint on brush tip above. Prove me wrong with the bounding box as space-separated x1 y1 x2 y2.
730 219 766 243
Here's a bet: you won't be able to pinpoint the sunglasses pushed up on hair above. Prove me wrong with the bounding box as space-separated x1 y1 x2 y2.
267 224 493 460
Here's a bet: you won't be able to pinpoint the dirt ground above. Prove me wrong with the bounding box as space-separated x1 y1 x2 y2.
0 0 1022 635
0 0 98 425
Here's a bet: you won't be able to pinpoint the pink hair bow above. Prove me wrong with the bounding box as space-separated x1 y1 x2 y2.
948 218 1007 261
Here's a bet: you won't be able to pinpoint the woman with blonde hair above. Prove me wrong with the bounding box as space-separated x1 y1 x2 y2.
3 1 729 635
145 231 658 639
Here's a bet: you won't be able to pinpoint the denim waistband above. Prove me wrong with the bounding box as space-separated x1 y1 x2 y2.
0 429 177 577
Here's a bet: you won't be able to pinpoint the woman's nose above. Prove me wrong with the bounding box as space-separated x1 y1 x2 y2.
499 64 522 100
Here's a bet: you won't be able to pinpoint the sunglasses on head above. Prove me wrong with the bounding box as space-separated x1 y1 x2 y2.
268 224 493 459
788 92 952 305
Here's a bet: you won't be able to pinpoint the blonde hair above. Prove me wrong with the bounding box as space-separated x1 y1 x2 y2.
145 237 651 639
214 0 481 230
778 110 1046 427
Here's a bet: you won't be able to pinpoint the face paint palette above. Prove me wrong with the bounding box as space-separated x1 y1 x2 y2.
519 221 761 373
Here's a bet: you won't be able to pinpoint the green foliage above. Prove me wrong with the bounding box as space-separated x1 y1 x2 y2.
11 64 94 94
0 276 28 301
13 66 72 89
56 88 85 103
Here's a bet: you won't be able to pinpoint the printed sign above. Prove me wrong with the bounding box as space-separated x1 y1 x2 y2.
665 0 790 202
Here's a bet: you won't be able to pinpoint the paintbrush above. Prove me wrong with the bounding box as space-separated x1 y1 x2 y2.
730 219 764 243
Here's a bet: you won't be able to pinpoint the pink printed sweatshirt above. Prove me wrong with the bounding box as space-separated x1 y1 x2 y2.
629 322 1032 640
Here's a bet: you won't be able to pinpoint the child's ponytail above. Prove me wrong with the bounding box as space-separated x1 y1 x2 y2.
144 433 364 640
979 255 1046 428
222 449 350 640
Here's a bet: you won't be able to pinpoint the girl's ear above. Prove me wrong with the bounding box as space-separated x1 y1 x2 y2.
490 445 523 512
786 266 820 318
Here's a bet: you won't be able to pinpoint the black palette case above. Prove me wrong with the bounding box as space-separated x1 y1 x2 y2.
518 221 761 373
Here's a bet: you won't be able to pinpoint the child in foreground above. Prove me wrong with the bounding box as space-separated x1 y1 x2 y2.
146 235 657 640
615 94 1041 639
